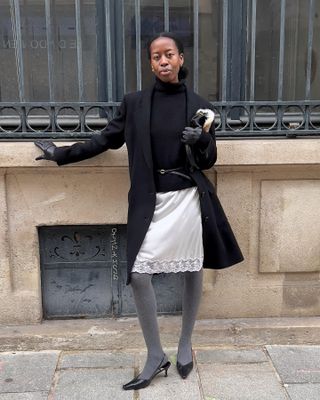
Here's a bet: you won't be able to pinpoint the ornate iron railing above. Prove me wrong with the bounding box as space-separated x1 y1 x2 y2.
1 0 320 139
0 101 320 139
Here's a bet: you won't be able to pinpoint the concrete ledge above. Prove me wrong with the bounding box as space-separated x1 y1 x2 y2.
0 317 319 352
0 139 319 168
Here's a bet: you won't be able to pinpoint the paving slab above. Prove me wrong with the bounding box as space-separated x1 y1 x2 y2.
0 351 59 393
0 394 47 400
60 350 134 369
53 369 134 400
138 378 203 400
198 362 288 400
196 348 268 364
285 383 320 400
266 345 320 383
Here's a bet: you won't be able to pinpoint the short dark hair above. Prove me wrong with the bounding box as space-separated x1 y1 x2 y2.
147 32 189 80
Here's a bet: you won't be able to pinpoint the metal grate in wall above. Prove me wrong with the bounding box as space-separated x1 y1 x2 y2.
38 225 183 319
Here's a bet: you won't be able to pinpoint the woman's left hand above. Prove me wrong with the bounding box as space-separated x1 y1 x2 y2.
181 126 202 145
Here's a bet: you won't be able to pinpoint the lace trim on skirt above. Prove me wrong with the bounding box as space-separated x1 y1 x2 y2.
132 257 203 274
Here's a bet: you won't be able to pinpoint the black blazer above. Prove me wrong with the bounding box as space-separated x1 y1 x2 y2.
54 85 244 284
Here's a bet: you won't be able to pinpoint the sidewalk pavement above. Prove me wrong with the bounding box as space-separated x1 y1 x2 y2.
0 317 320 399
1 345 320 399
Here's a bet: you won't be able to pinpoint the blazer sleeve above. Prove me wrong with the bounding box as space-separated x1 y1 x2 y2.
54 97 127 166
192 121 217 170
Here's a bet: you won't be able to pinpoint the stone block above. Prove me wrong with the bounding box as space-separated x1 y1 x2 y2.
60 351 134 369
198 362 287 400
139 379 202 400
285 383 320 400
0 351 59 393
266 345 320 383
53 369 133 399
0 393 47 400
195 348 268 364
259 180 320 273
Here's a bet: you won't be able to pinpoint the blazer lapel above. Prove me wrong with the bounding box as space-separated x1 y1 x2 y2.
186 87 199 125
139 87 154 170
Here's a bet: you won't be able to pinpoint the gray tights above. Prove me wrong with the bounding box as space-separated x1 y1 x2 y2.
130 269 203 379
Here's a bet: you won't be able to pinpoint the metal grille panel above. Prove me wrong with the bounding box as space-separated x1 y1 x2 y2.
39 225 183 319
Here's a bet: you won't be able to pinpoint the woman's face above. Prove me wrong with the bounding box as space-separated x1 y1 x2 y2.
149 37 184 84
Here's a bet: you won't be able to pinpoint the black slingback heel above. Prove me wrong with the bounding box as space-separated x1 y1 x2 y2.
122 354 171 391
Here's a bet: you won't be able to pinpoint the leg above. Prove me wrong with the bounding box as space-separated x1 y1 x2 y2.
177 269 203 365
130 272 168 380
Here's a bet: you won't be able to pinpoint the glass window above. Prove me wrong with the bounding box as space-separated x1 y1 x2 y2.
252 0 281 101
198 0 221 101
168 0 194 89
0 0 99 102
251 0 320 101
123 0 221 101
0 1 20 101
311 1 320 100
123 0 138 93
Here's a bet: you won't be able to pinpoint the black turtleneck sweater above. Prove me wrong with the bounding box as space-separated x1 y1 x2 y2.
151 78 196 192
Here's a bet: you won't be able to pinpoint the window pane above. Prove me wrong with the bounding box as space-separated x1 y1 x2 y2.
0 1 21 101
140 0 164 89
124 0 195 91
311 0 320 99
199 0 221 101
253 0 320 101
51 0 78 101
254 0 281 100
0 0 99 102
123 0 137 92
20 0 49 101
80 0 99 101
283 0 309 100
169 0 193 89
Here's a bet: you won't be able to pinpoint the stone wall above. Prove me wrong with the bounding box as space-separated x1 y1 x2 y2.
0 140 319 324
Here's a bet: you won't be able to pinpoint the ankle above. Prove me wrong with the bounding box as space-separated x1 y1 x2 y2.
177 343 192 364
148 350 166 360
178 340 191 351
139 352 168 380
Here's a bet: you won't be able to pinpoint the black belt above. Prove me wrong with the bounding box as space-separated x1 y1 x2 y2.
156 167 193 181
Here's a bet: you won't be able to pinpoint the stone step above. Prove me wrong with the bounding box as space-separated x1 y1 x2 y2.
0 316 319 352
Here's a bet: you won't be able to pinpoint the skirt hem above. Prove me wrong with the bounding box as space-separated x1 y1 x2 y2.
132 257 203 274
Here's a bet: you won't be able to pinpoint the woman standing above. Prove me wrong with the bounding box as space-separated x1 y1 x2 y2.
35 32 243 390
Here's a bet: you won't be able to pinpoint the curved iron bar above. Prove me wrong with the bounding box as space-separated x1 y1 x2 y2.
0 101 320 139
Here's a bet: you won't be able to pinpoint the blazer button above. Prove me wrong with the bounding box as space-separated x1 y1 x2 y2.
201 191 205 198
204 216 209 222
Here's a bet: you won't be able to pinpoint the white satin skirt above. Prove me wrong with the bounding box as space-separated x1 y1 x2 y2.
132 186 204 274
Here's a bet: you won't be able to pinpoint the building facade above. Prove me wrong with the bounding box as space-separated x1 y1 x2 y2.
0 0 319 324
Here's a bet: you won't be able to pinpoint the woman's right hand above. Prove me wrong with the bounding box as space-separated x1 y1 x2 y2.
34 140 57 161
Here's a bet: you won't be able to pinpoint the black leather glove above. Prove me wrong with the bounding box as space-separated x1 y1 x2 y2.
34 140 57 161
181 126 202 145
